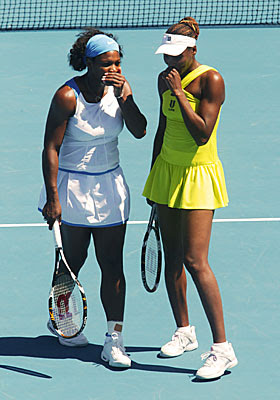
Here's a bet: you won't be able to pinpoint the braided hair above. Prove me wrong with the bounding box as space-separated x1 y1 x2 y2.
166 17 200 39
68 28 123 71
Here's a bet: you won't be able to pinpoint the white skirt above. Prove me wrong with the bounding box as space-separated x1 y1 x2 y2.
38 166 130 227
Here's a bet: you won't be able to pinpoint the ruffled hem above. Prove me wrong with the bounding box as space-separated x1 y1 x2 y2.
142 155 229 210
38 166 130 226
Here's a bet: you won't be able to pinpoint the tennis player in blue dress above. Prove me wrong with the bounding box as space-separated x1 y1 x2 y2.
39 29 146 368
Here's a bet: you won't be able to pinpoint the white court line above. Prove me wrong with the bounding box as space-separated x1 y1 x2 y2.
0 218 280 228
214 218 280 222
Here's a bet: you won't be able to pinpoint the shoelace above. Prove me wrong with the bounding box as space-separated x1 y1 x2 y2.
110 333 128 356
200 351 218 366
171 332 190 347
201 349 232 367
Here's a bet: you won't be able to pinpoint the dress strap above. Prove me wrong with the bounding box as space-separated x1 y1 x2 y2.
181 65 217 88
64 78 80 99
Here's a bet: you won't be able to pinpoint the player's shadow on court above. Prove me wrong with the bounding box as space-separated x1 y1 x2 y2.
0 336 196 375
0 364 52 379
192 370 232 383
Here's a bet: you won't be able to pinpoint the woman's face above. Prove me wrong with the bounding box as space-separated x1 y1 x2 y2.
87 51 121 81
163 47 196 76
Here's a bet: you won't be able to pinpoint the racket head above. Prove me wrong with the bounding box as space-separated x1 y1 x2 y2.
49 248 87 339
141 206 162 293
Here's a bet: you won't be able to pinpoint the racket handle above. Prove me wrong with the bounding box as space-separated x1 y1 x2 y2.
149 203 157 225
52 220 62 248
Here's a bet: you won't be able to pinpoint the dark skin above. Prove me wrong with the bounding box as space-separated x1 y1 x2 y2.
42 50 147 227
152 45 227 343
42 49 147 326
151 46 225 164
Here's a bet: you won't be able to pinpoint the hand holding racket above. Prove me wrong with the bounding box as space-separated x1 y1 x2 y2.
141 204 162 293
49 220 87 338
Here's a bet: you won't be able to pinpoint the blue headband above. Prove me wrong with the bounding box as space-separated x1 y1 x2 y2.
84 34 119 62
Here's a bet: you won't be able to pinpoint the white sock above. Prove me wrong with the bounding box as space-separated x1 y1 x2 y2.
176 325 192 334
212 341 229 350
107 321 123 335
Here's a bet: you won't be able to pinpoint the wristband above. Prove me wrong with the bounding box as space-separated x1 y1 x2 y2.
116 89 124 99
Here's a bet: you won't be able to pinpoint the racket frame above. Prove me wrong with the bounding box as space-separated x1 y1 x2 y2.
141 204 162 293
49 220 87 338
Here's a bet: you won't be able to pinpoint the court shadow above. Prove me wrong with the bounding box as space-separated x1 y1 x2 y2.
130 360 195 375
0 336 195 375
192 370 232 383
127 346 196 375
0 364 52 379
125 345 161 353
0 335 103 362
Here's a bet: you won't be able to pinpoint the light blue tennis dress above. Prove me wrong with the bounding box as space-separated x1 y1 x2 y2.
38 78 130 227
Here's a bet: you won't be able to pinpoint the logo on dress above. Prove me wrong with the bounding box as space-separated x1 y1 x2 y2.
168 99 176 111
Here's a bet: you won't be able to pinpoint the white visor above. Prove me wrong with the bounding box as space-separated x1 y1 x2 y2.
155 33 196 56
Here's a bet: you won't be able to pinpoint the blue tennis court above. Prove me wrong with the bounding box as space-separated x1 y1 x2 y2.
0 2 280 399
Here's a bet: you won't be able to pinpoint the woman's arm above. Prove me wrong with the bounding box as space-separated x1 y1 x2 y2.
150 73 167 167
102 71 147 139
116 80 147 139
145 74 166 206
42 86 76 227
163 68 225 146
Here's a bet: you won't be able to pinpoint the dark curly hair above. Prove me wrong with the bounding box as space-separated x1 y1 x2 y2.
68 27 123 71
166 17 200 40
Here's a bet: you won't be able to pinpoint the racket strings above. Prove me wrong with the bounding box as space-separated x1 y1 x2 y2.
144 229 159 289
51 274 84 337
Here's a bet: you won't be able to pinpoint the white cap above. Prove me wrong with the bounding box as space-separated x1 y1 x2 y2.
155 33 196 56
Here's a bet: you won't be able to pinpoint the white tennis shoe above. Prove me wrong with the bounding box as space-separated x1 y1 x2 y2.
101 332 131 368
47 320 89 347
196 342 238 380
160 326 198 357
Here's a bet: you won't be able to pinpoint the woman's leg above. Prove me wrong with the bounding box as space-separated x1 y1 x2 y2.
60 223 91 276
91 223 127 323
92 223 131 367
157 204 199 358
184 212 238 380
181 209 226 343
157 204 189 327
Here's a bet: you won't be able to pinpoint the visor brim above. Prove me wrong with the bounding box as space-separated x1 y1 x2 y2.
155 44 188 56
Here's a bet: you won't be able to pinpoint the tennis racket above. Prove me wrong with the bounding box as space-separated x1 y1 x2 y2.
49 220 87 338
141 204 162 292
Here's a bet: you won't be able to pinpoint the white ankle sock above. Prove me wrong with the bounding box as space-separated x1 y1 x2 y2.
176 325 192 334
107 321 123 335
212 341 229 350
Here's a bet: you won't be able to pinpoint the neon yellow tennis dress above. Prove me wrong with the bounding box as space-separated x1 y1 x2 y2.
143 65 228 209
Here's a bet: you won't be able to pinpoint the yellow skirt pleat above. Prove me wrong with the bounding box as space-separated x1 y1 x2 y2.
142 155 229 210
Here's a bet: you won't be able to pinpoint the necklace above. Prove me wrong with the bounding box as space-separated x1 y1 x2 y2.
84 75 106 103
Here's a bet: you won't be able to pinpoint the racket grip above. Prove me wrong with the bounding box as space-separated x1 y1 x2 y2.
52 220 62 248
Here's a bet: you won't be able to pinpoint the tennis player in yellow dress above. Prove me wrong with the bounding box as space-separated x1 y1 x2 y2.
143 17 238 380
